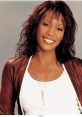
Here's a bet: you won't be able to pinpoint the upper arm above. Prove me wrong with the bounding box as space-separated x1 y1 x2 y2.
0 61 16 115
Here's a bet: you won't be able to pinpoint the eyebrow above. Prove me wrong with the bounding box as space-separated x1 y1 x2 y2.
57 23 64 27
42 18 51 22
42 19 64 27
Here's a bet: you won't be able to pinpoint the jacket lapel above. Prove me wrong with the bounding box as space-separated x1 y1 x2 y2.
64 59 82 106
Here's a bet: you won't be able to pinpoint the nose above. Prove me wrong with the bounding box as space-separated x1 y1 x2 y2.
47 26 54 36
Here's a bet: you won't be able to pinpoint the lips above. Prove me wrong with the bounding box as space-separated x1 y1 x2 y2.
42 36 55 44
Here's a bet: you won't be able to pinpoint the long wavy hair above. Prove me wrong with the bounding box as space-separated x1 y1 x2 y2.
16 1 77 63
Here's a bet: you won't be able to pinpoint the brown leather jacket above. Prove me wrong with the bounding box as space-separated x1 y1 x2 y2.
0 55 82 115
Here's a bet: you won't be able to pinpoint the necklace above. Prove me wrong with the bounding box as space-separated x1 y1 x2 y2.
30 57 62 82
38 82 46 106
29 57 62 107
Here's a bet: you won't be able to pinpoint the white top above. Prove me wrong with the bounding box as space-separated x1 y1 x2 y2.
19 56 82 115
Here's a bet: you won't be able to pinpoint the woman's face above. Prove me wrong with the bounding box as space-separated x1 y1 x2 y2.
36 10 65 52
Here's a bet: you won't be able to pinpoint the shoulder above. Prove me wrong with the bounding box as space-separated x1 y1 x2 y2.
65 56 82 69
71 57 82 66
2 55 29 81
7 55 29 65
4 55 29 69
64 56 82 69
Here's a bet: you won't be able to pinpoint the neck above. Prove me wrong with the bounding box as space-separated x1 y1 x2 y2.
33 50 58 66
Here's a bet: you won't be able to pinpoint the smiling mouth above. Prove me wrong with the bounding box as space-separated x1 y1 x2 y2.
43 36 56 44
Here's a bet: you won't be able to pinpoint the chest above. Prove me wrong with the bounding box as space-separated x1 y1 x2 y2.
28 63 63 82
19 67 81 114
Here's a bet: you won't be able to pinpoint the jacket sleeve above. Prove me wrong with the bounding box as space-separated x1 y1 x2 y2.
0 60 16 115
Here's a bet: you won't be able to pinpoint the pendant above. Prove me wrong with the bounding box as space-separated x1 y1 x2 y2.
38 82 46 107
41 89 44 106
39 84 45 106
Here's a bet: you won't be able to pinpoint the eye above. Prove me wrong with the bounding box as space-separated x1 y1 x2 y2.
42 22 49 26
57 27 63 31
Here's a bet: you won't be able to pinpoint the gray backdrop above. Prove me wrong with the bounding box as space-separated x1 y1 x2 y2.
0 1 82 114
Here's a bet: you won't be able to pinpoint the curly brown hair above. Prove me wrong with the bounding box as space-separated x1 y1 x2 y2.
16 1 77 63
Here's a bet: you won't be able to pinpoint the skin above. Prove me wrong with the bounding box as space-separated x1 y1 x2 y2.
37 10 65 53
28 11 65 81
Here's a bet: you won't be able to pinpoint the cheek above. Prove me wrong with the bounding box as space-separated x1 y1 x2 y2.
57 32 64 41
36 30 41 42
55 36 62 43
54 33 64 47
36 26 44 40
37 24 47 35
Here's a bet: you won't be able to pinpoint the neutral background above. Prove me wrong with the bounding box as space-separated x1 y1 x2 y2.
0 0 82 114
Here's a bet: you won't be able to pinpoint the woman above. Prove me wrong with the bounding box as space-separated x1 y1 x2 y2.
0 0 82 115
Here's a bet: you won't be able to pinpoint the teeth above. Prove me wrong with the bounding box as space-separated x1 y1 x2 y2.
44 38 54 44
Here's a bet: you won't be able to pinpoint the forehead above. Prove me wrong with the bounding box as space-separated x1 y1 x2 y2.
41 10 65 25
